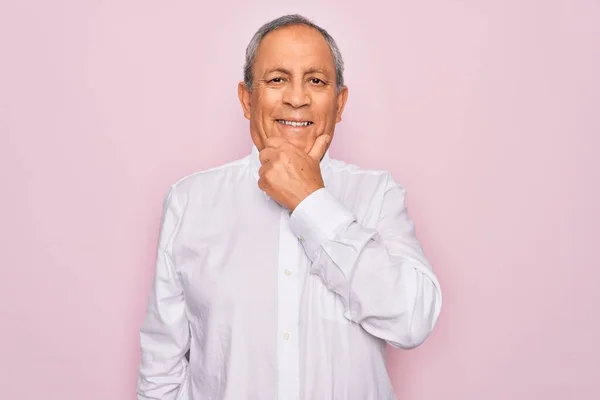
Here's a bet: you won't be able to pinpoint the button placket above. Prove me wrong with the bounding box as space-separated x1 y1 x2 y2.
277 208 301 399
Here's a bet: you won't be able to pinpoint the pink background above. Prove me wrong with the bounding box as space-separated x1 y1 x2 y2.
1 0 599 399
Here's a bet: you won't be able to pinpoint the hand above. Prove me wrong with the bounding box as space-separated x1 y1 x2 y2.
258 135 331 211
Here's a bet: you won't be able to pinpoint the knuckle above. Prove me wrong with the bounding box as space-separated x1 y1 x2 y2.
265 166 277 177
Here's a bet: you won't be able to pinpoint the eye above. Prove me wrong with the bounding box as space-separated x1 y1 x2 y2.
268 77 284 84
310 78 325 85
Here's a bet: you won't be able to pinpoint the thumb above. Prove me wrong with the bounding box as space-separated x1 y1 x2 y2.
308 135 331 161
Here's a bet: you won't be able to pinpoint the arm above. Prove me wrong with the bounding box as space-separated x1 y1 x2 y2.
137 187 190 399
289 175 442 349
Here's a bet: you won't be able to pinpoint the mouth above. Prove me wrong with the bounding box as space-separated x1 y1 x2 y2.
275 119 313 128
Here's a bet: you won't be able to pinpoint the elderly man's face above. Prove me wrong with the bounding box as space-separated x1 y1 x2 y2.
238 24 348 154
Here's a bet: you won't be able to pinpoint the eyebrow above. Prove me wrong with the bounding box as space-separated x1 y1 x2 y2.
262 66 330 77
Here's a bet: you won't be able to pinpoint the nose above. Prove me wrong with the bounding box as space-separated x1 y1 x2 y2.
282 80 310 108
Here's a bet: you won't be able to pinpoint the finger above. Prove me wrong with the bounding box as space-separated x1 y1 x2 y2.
259 147 277 165
308 135 331 161
257 175 266 191
258 163 271 177
257 164 270 191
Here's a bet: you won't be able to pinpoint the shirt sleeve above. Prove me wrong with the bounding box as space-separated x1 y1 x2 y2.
289 175 442 349
137 187 191 399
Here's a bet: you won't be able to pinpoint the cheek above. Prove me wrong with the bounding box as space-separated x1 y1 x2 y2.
254 90 280 116
313 95 339 120
315 108 338 130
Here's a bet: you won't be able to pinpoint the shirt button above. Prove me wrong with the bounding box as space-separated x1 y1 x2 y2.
284 269 292 276
283 332 291 341
299 236 305 242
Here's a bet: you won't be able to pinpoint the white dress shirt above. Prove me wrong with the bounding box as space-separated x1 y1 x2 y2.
137 146 442 400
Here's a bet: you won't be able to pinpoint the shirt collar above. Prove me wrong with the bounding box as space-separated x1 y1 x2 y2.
249 144 332 186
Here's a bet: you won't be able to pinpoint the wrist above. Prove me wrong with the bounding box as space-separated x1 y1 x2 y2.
291 184 324 211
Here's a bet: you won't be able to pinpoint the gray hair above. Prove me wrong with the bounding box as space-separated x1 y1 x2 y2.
243 14 345 92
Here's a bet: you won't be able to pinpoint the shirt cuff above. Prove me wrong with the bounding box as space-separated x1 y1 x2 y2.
289 188 356 262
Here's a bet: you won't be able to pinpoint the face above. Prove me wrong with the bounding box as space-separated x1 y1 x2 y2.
238 24 348 154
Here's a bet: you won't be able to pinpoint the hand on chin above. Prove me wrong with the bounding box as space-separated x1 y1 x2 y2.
257 134 330 210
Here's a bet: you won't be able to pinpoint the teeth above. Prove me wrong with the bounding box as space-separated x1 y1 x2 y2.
278 120 311 127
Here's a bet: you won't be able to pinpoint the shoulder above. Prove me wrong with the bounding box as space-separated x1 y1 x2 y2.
167 154 250 198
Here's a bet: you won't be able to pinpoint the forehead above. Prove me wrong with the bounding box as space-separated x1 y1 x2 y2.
254 24 335 74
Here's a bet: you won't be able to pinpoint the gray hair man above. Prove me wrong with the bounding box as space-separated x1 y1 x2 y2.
137 14 442 400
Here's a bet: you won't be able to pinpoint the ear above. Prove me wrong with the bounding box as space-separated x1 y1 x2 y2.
335 86 349 123
238 81 252 120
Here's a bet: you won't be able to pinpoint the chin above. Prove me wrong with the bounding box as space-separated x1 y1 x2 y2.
286 136 313 152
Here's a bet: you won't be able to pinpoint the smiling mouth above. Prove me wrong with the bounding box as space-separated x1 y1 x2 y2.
276 119 313 127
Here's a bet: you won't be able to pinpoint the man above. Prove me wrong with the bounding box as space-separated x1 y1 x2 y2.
137 14 442 400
